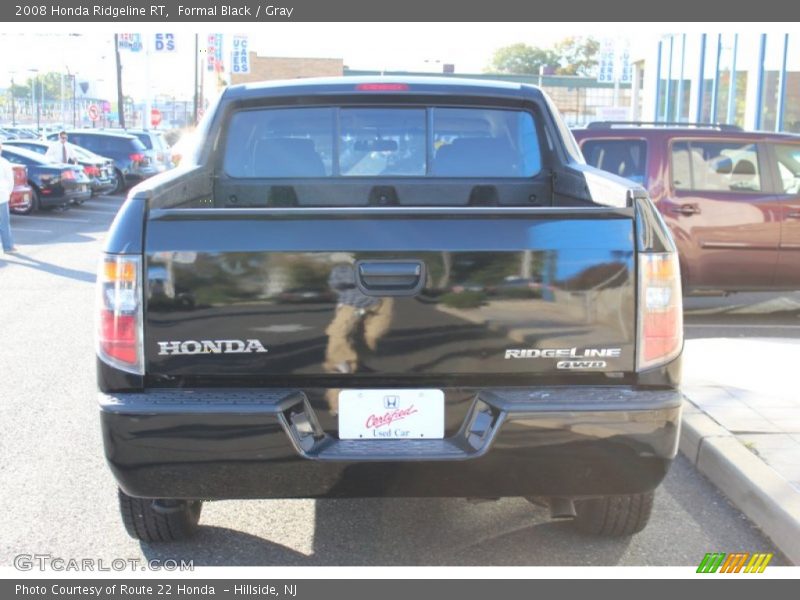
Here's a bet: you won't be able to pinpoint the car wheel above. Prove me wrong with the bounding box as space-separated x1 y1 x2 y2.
572 491 654 537
28 186 41 213
113 169 126 195
117 488 203 542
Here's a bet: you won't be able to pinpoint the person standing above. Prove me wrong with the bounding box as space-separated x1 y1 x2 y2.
0 141 19 254
45 131 78 164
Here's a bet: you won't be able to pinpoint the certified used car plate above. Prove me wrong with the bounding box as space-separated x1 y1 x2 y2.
338 389 444 440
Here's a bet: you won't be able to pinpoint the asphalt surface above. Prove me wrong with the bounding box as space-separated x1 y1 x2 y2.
0 196 789 567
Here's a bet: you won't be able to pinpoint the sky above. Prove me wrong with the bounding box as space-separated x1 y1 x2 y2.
0 23 650 102
0 23 793 104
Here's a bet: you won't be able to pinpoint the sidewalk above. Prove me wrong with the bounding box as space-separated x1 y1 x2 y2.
681 337 800 565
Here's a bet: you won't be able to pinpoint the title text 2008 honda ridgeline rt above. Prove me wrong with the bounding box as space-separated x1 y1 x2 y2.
97 77 683 542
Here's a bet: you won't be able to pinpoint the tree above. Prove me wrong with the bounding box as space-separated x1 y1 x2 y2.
10 72 73 102
489 43 558 75
553 37 600 76
488 37 600 77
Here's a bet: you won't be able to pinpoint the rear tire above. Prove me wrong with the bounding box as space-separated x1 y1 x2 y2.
28 186 40 213
113 169 126 195
118 488 203 542
572 491 654 536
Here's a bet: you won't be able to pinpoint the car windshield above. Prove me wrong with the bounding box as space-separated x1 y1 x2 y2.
133 133 154 150
3 146 49 165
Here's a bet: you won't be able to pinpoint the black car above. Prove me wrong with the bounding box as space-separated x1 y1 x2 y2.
5 140 118 197
47 130 159 193
1 146 92 210
98 77 683 543
106 128 173 172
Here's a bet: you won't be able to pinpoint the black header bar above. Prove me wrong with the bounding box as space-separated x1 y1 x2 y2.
1 0 796 22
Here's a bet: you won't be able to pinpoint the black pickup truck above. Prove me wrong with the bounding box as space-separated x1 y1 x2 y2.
97 77 683 543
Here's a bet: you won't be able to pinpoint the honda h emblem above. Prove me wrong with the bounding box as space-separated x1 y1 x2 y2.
383 395 399 409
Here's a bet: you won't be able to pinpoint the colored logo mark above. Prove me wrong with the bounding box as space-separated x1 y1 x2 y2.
696 552 773 573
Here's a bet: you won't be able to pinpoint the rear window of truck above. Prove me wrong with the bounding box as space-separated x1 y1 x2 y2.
222 106 542 178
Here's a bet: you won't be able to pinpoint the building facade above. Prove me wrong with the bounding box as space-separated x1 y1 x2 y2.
641 33 799 133
229 54 344 84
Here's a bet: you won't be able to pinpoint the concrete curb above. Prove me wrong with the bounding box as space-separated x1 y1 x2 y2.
679 400 800 565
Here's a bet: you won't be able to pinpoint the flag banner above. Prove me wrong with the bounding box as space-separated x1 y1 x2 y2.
231 35 250 74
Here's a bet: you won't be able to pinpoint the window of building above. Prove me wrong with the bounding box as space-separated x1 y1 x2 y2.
782 35 800 134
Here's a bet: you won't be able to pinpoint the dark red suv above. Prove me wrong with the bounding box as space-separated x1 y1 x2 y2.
573 122 800 292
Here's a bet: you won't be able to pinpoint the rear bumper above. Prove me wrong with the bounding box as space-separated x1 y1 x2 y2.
124 167 160 185
9 187 32 212
91 179 116 196
100 386 682 500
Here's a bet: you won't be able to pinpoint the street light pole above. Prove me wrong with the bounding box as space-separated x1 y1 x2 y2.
28 68 39 130
193 33 199 125
66 67 78 128
10 73 16 126
114 33 125 128
40 76 44 127
72 74 77 127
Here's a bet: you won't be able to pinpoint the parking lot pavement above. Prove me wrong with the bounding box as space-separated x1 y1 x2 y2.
0 211 791 567
682 295 800 564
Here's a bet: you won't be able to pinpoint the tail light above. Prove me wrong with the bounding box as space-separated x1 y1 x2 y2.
84 165 100 177
129 153 144 163
356 83 410 91
12 165 27 186
637 253 683 370
96 254 143 374
61 169 76 180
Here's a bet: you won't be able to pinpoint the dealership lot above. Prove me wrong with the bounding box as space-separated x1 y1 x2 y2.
0 195 790 566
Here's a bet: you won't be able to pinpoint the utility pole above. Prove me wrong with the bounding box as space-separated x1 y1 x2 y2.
193 33 199 125
114 33 126 128
10 74 16 126
143 35 151 130
29 69 39 130
72 74 77 127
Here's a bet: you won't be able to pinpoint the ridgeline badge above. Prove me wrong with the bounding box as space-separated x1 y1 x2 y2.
504 347 621 359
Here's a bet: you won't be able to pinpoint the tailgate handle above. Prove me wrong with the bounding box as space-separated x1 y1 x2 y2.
356 261 425 296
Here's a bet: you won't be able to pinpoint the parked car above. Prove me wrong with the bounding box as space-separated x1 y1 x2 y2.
9 164 34 215
107 128 173 172
46 130 158 193
98 77 683 543
1 146 92 210
5 140 118 197
1 126 39 140
573 122 800 293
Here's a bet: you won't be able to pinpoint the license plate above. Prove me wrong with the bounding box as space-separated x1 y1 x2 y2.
338 389 444 440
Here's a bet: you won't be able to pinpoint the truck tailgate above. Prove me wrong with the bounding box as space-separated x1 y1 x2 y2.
142 208 636 384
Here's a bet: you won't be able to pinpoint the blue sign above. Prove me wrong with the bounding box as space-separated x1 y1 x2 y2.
118 34 142 52
231 35 249 74
155 33 176 52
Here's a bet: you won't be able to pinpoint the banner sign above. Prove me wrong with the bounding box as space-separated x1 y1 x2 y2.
231 35 250 74
117 33 142 52
207 33 224 72
154 33 176 52
597 38 616 83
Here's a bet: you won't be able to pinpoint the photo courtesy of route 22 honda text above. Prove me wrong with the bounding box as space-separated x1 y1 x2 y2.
97 77 683 542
